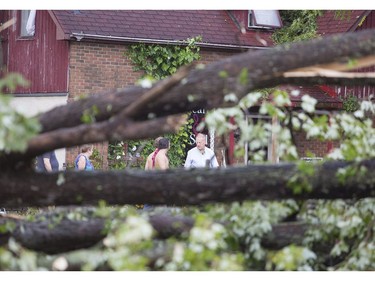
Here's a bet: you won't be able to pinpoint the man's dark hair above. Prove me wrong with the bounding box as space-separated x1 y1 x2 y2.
158 138 170 149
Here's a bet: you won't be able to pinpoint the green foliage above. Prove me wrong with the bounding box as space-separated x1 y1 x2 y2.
204 89 375 163
1 197 374 270
90 148 104 170
126 36 201 80
81 105 100 124
342 94 360 112
108 37 201 169
109 118 193 169
300 199 375 270
0 72 29 92
108 141 128 170
266 245 316 270
287 161 316 194
1 24 375 271
0 74 41 153
272 10 323 44
334 11 353 21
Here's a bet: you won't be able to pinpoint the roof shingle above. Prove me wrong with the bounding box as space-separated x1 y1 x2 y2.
316 10 367 36
52 10 274 48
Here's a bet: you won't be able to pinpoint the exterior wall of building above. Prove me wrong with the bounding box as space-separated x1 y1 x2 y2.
66 42 139 169
65 43 240 169
66 41 331 168
5 10 69 94
294 131 340 158
10 94 68 170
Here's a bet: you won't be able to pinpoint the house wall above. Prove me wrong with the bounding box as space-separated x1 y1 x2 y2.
67 41 325 168
10 94 68 170
0 11 9 70
66 42 239 169
66 42 136 169
294 131 340 158
6 10 69 93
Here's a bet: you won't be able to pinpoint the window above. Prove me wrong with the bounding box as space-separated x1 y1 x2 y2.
243 115 278 164
20 10 36 37
248 10 282 29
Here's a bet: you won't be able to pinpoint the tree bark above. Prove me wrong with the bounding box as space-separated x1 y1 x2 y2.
1 159 374 208
0 29 372 168
0 212 194 254
1 211 310 255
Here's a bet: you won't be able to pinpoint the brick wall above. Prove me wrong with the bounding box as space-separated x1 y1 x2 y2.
294 131 340 158
66 43 240 169
66 42 334 168
67 42 143 169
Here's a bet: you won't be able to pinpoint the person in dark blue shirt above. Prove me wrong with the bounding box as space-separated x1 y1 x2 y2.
36 151 59 172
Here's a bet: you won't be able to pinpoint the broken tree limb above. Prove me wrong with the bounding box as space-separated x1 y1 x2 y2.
0 212 195 254
120 63 195 118
27 114 186 161
37 29 375 136
1 209 311 255
1 159 374 208
1 114 186 170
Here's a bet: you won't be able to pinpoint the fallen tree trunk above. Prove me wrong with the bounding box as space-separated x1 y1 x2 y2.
1 211 308 255
1 159 374 208
0 212 195 254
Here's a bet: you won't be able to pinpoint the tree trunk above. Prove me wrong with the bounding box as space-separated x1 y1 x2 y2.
0 212 194 254
1 159 374 208
1 211 311 255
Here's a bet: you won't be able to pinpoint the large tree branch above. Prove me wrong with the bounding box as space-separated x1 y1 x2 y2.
1 30 375 169
37 29 375 135
0 209 309 255
1 159 374 208
3 114 186 167
0 212 195 254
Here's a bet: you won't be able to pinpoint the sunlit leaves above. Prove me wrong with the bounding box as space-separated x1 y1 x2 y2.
0 94 41 153
267 245 317 270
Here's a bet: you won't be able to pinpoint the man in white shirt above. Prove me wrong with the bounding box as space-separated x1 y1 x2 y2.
184 133 219 168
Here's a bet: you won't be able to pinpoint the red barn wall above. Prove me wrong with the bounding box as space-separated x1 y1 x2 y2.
6 10 69 93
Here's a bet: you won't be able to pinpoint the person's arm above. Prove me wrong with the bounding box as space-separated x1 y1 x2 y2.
209 150 219 168
77 155 86 170
145 156 151 170
211 155 219 168
43 157 53 172
184 151 192 168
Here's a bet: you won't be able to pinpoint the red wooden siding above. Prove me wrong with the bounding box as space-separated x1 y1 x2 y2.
6 10 69 93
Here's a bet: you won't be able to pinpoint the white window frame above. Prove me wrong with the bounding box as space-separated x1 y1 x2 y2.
20 10 36 37
248 10 282 29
